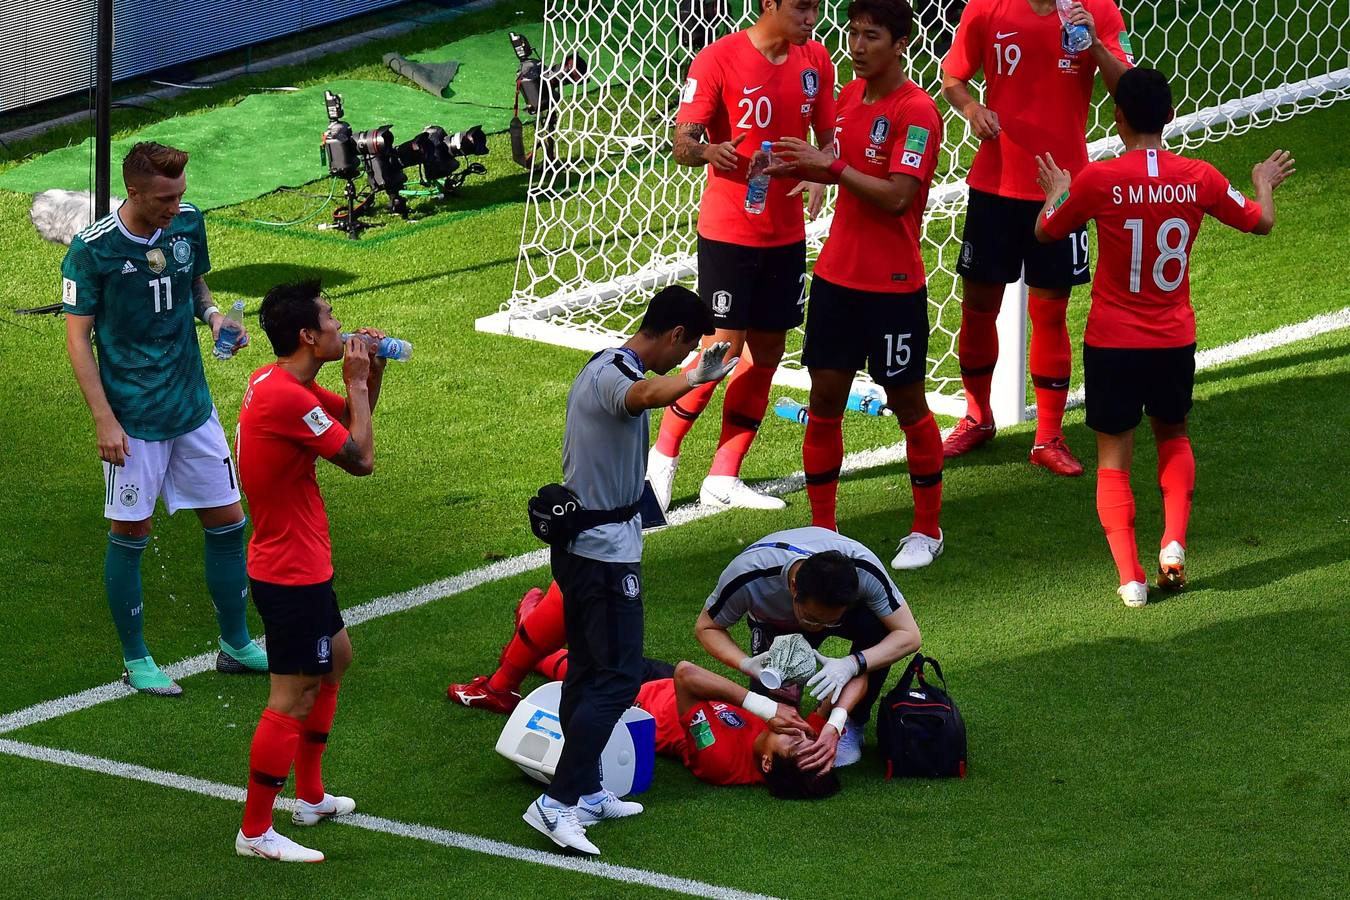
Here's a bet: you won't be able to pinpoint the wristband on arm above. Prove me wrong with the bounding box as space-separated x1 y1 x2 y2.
741 690 779 722
827 158 847 182
853 650 867 673
827 707 849 734
199 305 220 325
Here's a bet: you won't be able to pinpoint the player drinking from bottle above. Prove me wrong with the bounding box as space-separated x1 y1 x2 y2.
63 141 266 695
1034 68 1294 607
767 0 948 569
233 280 392 861
941 0 1133 475
649 0 837 512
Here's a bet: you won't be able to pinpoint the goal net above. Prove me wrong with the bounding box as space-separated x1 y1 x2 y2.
482 0 1349 417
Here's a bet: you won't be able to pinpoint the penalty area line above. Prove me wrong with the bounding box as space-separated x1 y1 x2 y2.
0 738 780 900
1 306 1346 738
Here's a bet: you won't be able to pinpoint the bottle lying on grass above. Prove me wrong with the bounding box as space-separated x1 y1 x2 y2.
340 332 414 361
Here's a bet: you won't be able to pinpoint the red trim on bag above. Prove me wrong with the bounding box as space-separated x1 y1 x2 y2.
885 759 893 780
891 702 952 711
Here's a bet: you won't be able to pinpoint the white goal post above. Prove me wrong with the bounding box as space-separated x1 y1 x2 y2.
481 0 1349 425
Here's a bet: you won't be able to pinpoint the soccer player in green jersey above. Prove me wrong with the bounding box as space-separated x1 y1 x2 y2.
63 142 266 695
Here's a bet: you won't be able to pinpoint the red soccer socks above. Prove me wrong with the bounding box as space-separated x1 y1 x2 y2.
243 708 302 838
901 414 943 539
654 358 717 457
957 304 999 426
709 362 776 477
803 412 844 531
294 682 339 805
490 582 566 694
1157 436 1195 549
1028 295 1071 445
1097 468 1146 585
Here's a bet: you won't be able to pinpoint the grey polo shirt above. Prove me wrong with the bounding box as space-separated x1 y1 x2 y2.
562 347 648 563
703 527 905 629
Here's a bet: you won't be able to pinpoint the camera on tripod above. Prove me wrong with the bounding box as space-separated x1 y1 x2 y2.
509 32 587 170
321 91 489 238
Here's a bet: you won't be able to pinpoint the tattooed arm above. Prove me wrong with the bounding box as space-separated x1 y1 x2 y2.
672 122 745 171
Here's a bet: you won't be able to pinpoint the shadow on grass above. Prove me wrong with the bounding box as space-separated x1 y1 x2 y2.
208 263 357 298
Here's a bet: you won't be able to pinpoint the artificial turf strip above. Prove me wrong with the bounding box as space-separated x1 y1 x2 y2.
8 329 1349 898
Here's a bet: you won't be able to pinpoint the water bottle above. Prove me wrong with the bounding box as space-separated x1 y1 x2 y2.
341 332 414 361
212 300 246 359
846 388 893 417
773 396 809 425
1056 0 1092 54
744 141 773 215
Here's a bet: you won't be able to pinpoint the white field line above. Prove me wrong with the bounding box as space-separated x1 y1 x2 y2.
0 738 779 900
1 306 1346 741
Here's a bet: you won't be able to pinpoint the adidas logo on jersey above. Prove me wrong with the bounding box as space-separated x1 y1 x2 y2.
121 260 136 274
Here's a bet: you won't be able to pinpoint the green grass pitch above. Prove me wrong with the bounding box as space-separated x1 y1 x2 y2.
0 3 1347 896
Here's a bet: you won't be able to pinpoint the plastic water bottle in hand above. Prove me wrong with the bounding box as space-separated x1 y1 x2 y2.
774 397 809 425
1056 0 1092 53
212 300 246 359
341 332 414 361
744 141 773 215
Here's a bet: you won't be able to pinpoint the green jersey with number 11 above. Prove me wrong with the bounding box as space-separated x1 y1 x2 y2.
62 205 213 441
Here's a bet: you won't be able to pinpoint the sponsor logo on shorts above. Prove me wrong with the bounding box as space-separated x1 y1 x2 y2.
960 241 974 267
680 78 698 104
118 484 140 508
801 68 820 98
302 405 335 436
711 290 732 316
868 116 890 146
63 277 78 305
317 635 331 664
145 248 166 274
622 573 640 598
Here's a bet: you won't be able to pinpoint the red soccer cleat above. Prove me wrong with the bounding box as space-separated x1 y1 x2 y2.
447 675 521 715
1028 436 1084 477
942 416 996 459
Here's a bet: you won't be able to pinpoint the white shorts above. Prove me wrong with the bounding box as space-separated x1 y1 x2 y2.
102 408 240 521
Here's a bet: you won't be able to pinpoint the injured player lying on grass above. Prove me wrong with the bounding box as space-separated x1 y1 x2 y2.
449 584 868 790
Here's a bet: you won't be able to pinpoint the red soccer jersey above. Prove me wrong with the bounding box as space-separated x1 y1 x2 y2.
679 700 767 786
634 679 687 757
678 31 835 247
813 78 943 292
943 0 1132 200
236 364 350 585
1041 148 1263 347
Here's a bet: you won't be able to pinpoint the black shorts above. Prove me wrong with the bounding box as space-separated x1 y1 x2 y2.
801 276 930 387
1083 343 1196 435
956 187 1091 289
249 577 346 676
698 236 807 331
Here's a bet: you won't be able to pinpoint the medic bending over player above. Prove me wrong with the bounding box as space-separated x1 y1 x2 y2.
448 584 867 793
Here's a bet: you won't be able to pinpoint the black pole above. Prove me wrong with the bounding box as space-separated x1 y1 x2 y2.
95 0 113 218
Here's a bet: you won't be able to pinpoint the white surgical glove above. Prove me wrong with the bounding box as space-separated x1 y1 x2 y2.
737 650 772 680
686 341 739 387
806 650 860 704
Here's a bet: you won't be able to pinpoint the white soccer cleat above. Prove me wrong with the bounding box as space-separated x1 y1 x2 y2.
647 448 679 513
575 789 644 824
235 827 325 863
1157 541 1186 591
292 793 356 826
699 475 786 510
1118 581 1149 609
891 530 944 570
523 796 600 855
832 718 864 768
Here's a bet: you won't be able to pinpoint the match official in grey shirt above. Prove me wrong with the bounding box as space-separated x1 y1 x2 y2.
524 286 737 856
